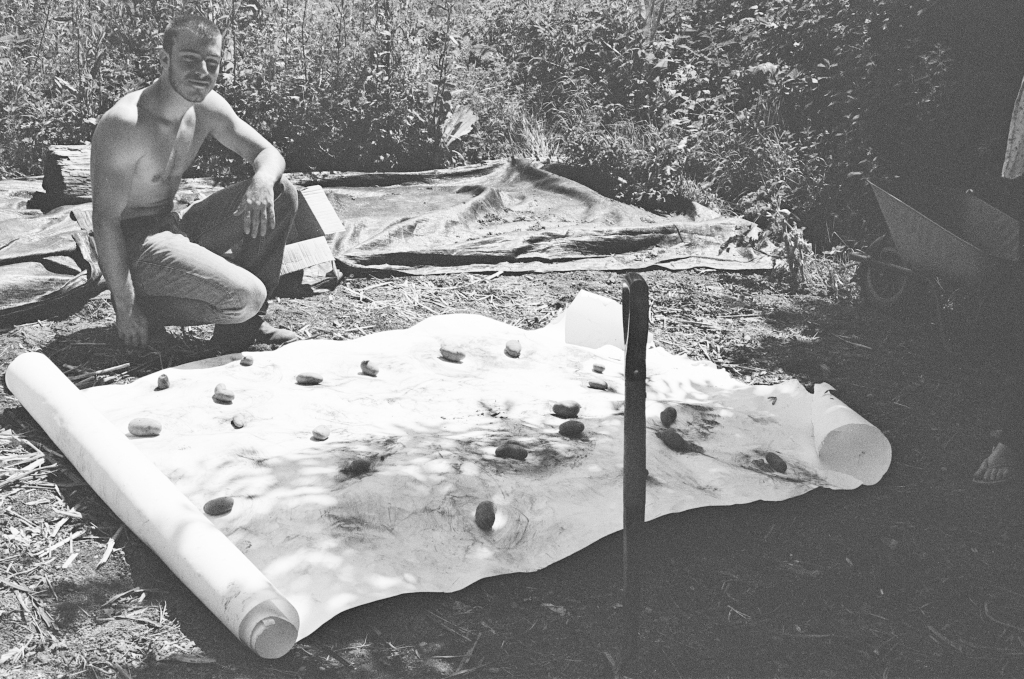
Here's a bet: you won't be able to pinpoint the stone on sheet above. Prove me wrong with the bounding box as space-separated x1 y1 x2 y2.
552 401 581 419
657 428 703 454
231 413 251 429
155 374 170 391
439 343 466 363
296 372 324 385
504 340 521 358
312 425 331 441
475 501 496 531
558 420 585 438
128 417 162 437
765 451 787 474
660 406 677 427
360 360 379 377
495 441 528 461
203 496 234 516
213 384 234 404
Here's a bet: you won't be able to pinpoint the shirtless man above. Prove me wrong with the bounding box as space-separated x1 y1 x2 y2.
91 14 299 353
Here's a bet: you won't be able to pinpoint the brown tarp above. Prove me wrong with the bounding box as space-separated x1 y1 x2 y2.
0 194 102 323
0 160 770 322
318 159 770 275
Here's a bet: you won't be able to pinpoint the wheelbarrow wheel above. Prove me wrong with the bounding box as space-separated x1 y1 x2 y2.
859 235 913 309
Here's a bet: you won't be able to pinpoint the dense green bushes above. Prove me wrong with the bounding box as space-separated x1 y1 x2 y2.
1 0 1007 259
473 0 954 248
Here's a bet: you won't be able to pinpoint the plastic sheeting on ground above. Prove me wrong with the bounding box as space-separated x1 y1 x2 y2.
0 161 769 321
5 305 890 657
0 200 102 323
323 159 770 275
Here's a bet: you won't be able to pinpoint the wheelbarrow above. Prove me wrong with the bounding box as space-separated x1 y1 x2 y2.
853 179 1020 351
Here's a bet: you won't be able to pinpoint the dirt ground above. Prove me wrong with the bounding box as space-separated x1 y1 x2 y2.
2 266 1024 679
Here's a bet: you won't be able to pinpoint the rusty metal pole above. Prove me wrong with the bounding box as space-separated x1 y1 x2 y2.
619 273 648 669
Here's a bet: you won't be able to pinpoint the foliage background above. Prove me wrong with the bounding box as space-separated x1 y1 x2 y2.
2 0 1022 252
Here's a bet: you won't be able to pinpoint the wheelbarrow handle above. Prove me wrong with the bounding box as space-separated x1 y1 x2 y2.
849 250 915 276
619 273 648 667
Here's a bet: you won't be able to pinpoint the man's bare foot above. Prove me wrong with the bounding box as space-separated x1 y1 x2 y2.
973 442 1018 484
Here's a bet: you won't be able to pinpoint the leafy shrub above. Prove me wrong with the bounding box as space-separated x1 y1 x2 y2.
0 0 1001 268
679 0 954 246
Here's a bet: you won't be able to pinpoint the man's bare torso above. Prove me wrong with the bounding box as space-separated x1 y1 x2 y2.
107 87 213 220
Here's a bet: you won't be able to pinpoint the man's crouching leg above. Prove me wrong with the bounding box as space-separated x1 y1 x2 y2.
180 177 301 352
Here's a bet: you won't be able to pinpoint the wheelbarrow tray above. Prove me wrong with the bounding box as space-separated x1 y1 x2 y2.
868 180 1018 288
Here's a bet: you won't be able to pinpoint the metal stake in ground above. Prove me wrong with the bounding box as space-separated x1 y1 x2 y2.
619 273 648 671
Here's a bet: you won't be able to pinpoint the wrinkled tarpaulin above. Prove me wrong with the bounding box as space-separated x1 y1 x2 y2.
0 178 102 322
0 160 770 321
318 159 770 275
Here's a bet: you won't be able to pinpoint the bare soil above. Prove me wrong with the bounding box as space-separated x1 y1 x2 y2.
2 268 1024 679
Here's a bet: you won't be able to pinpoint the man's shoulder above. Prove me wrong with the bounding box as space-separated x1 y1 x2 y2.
95 90 145 134
92 91 148 162
196 90 236 120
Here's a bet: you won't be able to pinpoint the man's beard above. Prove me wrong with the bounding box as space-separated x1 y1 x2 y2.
169 63 214 103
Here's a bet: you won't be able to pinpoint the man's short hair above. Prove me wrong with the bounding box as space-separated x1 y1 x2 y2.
162 15 221 53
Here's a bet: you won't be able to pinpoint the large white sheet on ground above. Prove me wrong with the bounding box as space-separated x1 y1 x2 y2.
81 313 889 640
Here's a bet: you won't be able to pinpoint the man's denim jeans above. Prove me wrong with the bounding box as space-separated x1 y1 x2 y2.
122 178 298 327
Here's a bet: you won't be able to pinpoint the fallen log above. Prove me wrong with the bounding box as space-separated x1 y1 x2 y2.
28 144 92 212
43 144 92 198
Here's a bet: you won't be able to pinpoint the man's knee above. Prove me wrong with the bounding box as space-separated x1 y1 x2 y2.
274 177 299 231
220 276 267 323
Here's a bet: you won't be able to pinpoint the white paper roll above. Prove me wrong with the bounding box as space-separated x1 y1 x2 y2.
812 383 891 485
4 352 300 658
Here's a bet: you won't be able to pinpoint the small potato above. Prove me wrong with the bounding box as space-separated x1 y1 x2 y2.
296 372 324 385
240 355 254 367
660 406 677 427
128 417 162 437
657 428 703 454
213 383 234 404
155 374 170 391
592 363 605 374
764 452 788 474
588 379 609 391
360 360 379 377
504 340 522 358
559 420 585 438
203 496 234 516
552 401 581 419
231 413 251 429
475 501 496 531
495 441 529 461
440 343 466 363
312 425 331 441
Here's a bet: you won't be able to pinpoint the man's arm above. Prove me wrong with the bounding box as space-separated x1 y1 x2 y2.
91 112 149 348
205 92 286 238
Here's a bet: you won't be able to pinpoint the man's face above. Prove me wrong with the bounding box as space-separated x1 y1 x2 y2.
162 31 222 104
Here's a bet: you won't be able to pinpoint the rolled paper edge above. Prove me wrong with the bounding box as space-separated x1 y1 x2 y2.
811 383 892 485
239 597 301 659
818 424 892 486
4 352 301 657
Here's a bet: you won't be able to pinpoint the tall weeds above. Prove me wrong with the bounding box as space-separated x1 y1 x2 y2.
0 0 972 260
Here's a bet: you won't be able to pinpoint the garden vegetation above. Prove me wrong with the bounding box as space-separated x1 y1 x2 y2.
1 0 1013 265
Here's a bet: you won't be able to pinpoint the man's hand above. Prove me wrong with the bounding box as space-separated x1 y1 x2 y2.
115 303 150 349
233 175 276 238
